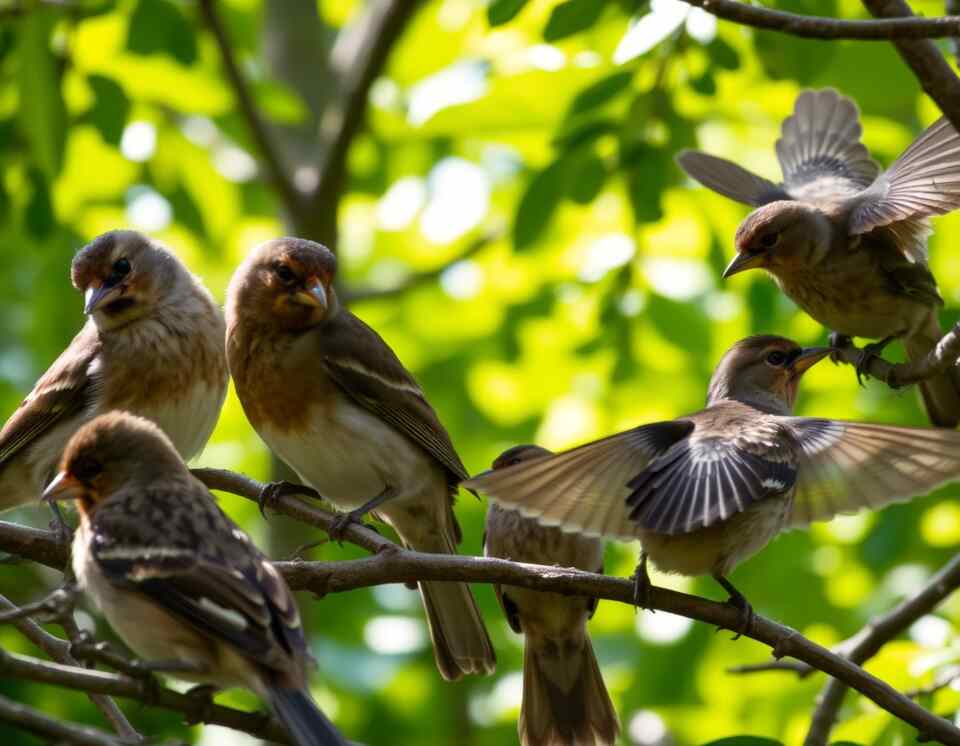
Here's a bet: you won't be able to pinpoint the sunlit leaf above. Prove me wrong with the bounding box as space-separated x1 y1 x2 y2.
84 75 130 145
487 0 529 26
513 160 567 250
701 739 783 746
568 71 634 116
543 0 605 42
17 10 65 178
128 0 197 65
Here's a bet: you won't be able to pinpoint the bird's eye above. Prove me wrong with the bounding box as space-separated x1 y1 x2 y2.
72 455 102 482
766 350 787 366
112 258 131 276
759 232 780 249
273 263 296 284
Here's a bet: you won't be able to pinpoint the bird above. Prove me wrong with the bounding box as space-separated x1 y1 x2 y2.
42 411 348 746
676 88 960 427
224 237 496 681
484 444 619 746
465 335 960 632
0 230 228 512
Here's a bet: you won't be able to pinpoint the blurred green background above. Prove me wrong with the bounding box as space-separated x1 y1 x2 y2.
2 0 960 744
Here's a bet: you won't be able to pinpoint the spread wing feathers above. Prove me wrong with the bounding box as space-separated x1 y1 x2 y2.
320 312 468 484
675 150 787 206
464 421 693 541
93 505 303 671
626 434 797 535
776 89 879 196
786 418 960 527
849 117 960 248
0 325 100 470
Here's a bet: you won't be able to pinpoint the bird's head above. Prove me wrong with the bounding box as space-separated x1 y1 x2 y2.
492 444 553 470
71 231 189 330
227 238 339 332
726 201 832 279
707 335 832 414
43 412 184 516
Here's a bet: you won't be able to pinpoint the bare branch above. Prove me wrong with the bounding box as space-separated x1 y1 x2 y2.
197 0 304 218
0 519 69 568
0 692 141 746
685 0 960 38
862 0 960 133
0 584 76 624
342 228 503 304
830 322 960 389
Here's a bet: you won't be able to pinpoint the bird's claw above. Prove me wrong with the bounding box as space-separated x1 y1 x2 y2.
721 594 754 640
854 336 894 386
828 332 852 365
632 555 655 611
182 684 218 725
256 480 304 518
327 509 365 542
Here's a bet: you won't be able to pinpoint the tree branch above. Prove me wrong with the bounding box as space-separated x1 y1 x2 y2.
862 0 960 133
685 0 960 39
0 692 141 746
830 322 960 389
197 0 304 219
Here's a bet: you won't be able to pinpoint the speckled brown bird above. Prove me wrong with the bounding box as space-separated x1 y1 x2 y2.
677 89 960 427
485 445 618 746
44 412 347 746
225 237 495 681
466 336 960 631
0 230 228 512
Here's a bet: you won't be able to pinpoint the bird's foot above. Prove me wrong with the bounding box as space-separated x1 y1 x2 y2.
632 554 655 611
182 684 219 725
288 538 329 560
713 574 753 640
256 480 307 518
47 501 73 545
854 335 895 386
327 509 366 542
828 332 853 364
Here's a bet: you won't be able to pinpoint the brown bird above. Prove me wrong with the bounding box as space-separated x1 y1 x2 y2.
677 89 960 427
466 336 960 631
43 412 348 746
225 237 495 681
484 445 619 746
0 230 228 512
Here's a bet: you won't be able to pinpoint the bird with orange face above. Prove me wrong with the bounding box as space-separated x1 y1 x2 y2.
485 445 619 746
467 336 960 631
44 412 347 746
677 89 960 427
225 237 495 681
0 230 227 512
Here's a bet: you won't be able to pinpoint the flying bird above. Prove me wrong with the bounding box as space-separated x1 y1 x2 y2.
485 444 619 746
225 237 495 681
0 230 228 512
44 412 348 746
677 89 960 427
466 336 960 631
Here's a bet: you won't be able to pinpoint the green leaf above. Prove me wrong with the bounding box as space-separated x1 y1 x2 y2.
513 160 567 250
487 0 529 26
647 293 711 355
553 117 619 150
17 10 66 178
568 152 606 204
84 75 130 145
623 147 669 224
690 71 716 96
700 738 784 746
543 0 604 42
128 0 197 65
25 169 54 238
568 71 634 116
708 37 740 70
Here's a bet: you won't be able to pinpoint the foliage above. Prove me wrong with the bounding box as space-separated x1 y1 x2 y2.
1 0 959 744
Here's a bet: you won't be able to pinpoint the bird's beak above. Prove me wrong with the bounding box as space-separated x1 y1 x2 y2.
722 252 765 279
790 347 833 374
84 284 121 315
293 277 328 310
42 472 84 503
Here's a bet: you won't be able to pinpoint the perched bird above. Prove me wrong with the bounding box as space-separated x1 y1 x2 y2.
0 230 228 511
484 445 619 746
43 412 348 746
677 89 960 427
466 336 960 630
225 237 495 681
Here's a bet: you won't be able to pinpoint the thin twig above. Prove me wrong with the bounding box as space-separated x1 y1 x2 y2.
862 0 960 134
0 584 77 624
905 667 960 699
684 0 960 38
0 692 141 746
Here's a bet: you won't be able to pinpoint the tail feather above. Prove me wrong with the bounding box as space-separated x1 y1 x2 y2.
267 687 349 746
904 314 960 428
520 636 619 746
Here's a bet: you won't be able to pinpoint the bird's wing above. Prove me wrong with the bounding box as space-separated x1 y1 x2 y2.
91 485 304 671
848 117 960 260
0 325 100 472
317 312 468 484
625 417 799 536
776 88 880 199
784 418 960 527
464 421 693 540
675 150 788 206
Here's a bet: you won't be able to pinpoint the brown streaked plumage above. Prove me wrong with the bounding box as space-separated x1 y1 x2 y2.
0 230 228 512
485 445 619 746
44 412 347 746
466 335 960 630
225 237 495 681
677 88 960 427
